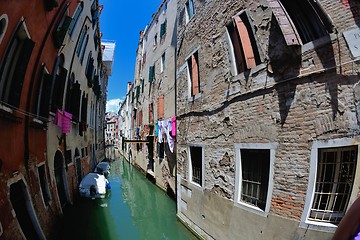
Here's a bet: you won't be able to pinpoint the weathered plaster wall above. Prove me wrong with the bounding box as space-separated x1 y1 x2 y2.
176 0 360 239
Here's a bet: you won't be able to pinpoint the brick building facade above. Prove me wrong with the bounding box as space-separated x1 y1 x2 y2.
0 0 108 239
175 0 360 239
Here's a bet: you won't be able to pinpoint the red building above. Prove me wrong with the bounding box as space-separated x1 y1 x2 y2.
0 0 107 239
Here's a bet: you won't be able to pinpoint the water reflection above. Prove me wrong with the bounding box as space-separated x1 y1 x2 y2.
60 156 196 240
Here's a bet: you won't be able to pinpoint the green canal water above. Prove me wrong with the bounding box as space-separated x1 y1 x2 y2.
61 157 197 240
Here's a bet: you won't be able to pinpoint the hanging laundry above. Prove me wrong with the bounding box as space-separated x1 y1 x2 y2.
160 119 175 153
155 121 159 137
53 109 63 127
158 121 163 143
79 122 85 136
62 111 72 134
171 117 176 137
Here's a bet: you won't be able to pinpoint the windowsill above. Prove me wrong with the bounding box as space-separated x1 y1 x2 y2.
234 200 269 217
0 103 13 113
189 180 203 191
33 118 44 125
187 92 202 102
226 63 267 97
299 219 337 233
301 33 337 54
0 103 22 123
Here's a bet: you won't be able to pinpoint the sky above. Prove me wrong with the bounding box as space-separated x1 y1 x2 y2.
100 0 163 113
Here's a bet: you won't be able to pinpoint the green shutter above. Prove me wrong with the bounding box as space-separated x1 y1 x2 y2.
149 66 154 83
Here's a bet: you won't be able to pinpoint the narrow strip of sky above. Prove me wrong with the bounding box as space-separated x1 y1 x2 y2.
100 0 163 112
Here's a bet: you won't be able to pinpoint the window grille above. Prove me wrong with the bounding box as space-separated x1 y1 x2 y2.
240 149 270 211
190 146 202 186
309 146 357 224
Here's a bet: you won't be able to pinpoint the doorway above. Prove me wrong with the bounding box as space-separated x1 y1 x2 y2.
54 150 68 208
10 179 45 240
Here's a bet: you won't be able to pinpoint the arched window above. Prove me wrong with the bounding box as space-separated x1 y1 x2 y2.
0 18 34 109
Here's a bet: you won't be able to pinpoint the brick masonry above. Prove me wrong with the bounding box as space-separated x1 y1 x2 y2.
176 0 360 238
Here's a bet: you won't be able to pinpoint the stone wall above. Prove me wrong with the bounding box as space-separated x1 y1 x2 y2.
176 0 360 238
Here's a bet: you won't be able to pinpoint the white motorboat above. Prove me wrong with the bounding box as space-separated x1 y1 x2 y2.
94 161 111 177
79 173 110 199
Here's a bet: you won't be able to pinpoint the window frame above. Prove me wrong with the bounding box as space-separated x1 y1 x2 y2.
185 0 195 24
37 162 52 208
225 10 262 76
267 0 333 46
235 143 277 217
188 144 204 189
0 14 9 44
0 18 34 109
301 139 360 231
161 52 165 73
186 50 200 99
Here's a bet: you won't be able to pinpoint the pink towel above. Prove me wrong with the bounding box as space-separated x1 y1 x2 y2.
171 117 176 137
62 111 72 134
53 109 63 127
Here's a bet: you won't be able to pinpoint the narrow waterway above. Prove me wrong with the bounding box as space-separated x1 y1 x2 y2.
60 156 197 240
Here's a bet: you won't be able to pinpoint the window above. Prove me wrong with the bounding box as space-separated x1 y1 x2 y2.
158 142 164 159
138 110 143 127
160 19 167 42
186 51 200 97
185 0 195 24
76 26 87 57
80 92 88 124
85 52 94 87
189 146 203 186
34 65 52 119
65 149 72 165
240 149 270 211
50 55 68 113
153 33 158 49
235 143 276 215
38 164 51 206
309 146 357 224
80 35 89 64
0 19 34 109
68 2 83 36
267 0 333 45
149 65 155 83
161 53 165 73
149 103 153 123
53 12 72 48
226 11 261 76
157 95 164 119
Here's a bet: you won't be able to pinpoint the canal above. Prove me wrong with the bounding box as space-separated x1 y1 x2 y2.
60 156 197 240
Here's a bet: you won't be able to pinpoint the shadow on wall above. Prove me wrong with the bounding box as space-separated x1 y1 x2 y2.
267 3 350 125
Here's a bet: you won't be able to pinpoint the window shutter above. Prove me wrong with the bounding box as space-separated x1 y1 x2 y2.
157 96 164 119
149 103 153 123
266 0 301 45
68 4 83 35
9 38 35 107
233 16 256 69
188 0 195 18
52 67 67 112
191 54 200 96
149 66 154 83
54 16 72 48
72 83 81 121
39 74 53 118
